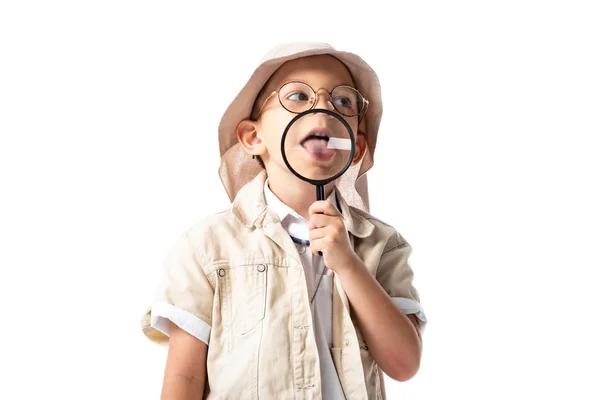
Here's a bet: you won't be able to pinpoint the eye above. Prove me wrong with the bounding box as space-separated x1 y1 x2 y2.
287 91 311 101
333 96 353 109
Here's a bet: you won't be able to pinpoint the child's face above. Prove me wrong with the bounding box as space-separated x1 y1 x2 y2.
237 55 367 181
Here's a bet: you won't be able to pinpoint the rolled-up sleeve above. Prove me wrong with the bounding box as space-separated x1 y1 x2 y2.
376 231 428 332
140 230 214 346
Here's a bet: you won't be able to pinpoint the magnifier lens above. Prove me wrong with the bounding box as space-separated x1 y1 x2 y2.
282 110 354 183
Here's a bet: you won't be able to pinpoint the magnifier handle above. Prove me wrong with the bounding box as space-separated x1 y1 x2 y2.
316 184 326 256
317 212 324 257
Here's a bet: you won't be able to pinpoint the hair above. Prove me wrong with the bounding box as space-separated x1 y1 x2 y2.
250 77 275 121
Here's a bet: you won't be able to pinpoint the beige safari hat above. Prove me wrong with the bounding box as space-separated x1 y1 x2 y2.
218 42 382 212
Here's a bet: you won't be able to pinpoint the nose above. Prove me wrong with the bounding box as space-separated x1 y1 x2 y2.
314 88 335 111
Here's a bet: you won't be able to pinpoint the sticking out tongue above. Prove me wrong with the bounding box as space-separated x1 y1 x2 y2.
302 137 335 161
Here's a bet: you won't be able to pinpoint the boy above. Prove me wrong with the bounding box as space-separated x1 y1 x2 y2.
141 42 427 399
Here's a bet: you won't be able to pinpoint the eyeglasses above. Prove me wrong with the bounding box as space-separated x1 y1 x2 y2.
254 81 369 120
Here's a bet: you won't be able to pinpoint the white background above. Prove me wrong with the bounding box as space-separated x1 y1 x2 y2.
1 1 599 399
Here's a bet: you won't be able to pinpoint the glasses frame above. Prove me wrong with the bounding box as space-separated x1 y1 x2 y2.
254 80 369 121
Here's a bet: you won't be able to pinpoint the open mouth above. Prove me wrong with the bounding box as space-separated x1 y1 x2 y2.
300 128 336 162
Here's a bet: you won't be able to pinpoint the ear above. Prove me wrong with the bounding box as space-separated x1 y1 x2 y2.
236 119 266 157
351 132 368 166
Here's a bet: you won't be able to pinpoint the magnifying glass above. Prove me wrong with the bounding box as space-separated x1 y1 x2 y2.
281 108 356 257
281 108 356 202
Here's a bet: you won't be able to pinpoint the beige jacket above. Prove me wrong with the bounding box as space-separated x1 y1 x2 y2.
141 171 423 399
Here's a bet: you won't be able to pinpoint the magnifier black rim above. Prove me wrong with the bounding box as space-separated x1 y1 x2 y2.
280 108 356 186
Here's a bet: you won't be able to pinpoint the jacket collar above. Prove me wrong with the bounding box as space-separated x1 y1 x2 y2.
231 170 374 238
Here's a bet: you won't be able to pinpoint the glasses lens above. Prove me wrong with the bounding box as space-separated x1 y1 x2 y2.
331 86 364 116
279 82 315 113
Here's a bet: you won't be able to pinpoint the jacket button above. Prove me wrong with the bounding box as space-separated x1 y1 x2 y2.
218 269 225 277
257 264 266 272
345 338 350 346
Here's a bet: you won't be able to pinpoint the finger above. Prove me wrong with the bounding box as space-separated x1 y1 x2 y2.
309 227 328 242
310 237 326 256
308 213 340 230
309 200 341 217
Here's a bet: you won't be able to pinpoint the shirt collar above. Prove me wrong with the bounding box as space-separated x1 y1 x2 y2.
263 178 339 224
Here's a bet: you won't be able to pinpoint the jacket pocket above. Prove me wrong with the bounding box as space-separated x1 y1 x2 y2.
217 262 267 335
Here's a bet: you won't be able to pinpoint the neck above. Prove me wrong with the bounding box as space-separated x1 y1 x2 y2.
265 167 335 221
